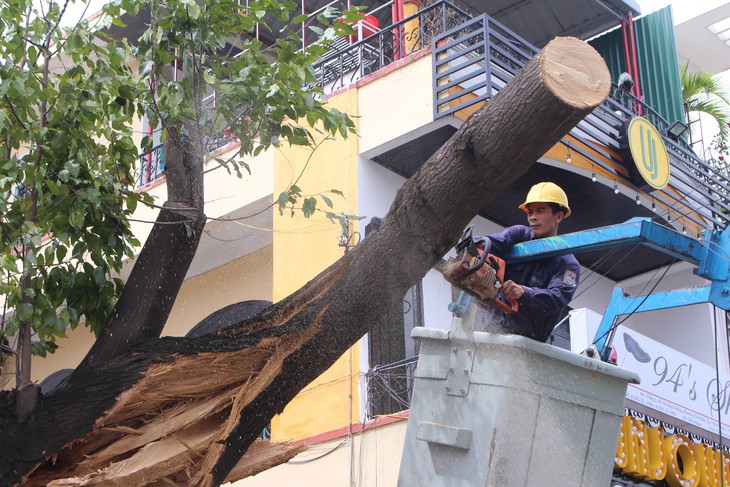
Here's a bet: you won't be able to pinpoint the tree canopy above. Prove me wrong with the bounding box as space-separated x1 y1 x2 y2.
0 0 355 392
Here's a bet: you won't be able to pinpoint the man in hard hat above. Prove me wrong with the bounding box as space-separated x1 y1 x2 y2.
476 182 580 342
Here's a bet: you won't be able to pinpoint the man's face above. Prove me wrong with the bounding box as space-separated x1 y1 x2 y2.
525 202 563 238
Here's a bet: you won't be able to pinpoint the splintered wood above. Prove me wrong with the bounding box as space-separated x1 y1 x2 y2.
31 347 303 486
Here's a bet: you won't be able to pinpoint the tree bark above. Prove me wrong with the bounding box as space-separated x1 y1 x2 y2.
0 37 610 486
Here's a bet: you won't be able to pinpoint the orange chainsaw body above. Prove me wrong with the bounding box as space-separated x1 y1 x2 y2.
443 248 519 314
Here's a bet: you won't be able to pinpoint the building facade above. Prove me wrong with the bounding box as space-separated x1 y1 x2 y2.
6 0 730 485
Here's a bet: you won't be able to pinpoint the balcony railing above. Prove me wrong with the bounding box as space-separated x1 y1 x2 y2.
431 12 730 230
312 1 474 94
137 144 165 188
366 356 418 419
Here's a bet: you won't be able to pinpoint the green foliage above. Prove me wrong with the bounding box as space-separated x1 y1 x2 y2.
0 0 356 359
681 62 730 145
275 186 362 235
105 0 357 170
0 0 144 354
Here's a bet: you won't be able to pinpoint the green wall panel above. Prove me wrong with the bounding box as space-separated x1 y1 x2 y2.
590 6 685 126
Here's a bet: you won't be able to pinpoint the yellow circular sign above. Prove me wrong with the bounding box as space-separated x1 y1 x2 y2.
627 117 670 189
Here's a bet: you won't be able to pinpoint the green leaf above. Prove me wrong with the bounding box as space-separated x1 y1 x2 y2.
93 266 106 286
16 303 33 322
2 255 19 273
320 194 333 208
126 194 138 212
56 245 67 262
277 191 289 214
302 197 317 217
46 178 60 195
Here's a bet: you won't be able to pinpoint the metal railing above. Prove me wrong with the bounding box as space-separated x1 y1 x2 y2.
137 144 165 188
431 13 730 230
312 1 473 93
365 356 418 419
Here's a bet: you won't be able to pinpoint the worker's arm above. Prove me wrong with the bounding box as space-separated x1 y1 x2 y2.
482 225 532 254
517 256 580 315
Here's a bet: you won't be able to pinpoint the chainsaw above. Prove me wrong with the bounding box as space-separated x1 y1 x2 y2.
442 226 519 314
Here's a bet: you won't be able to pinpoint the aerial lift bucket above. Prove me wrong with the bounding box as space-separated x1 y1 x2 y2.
397 300 640 486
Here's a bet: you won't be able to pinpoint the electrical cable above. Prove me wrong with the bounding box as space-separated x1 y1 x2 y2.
590 259 676 350
569 245 635 302
287 439 348 463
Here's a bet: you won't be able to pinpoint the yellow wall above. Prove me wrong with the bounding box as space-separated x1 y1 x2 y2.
358 54 433 155
21 247 272 387
271 88 362 441
23 326 96 388
162 246 273 337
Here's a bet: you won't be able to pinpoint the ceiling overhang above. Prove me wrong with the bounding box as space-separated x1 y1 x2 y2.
438 0 641 47
674 2 730 74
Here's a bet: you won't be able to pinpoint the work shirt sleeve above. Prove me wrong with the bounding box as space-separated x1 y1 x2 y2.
481 225 580 341
519 256 580 315
483 225 533 254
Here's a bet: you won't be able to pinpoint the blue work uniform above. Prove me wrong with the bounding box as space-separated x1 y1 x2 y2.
479 225 580 342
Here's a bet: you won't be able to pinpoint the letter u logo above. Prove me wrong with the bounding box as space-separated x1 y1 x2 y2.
639 125 660 180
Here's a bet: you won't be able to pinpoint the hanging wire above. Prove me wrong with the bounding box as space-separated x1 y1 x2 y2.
569 246 638 303
590 259 676 350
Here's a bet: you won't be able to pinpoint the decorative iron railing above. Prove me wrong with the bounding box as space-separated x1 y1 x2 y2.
137 144 165 188
431 12 730 230
365 355 418 419
312 1 474 94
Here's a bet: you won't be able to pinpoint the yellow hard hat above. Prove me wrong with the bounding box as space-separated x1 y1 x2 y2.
518 182 571 218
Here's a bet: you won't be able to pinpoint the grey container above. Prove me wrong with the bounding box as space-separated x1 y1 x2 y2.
397 303 640 487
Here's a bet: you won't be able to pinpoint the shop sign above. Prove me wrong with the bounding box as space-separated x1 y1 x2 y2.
613 325 730 440
616 410 730 486
627 116 670 189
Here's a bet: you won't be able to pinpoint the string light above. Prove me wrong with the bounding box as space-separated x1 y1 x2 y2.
614 181 619 194
591 172 597 182
566 144 572 164
682 226 687 235
651 199 656 211
667 213 672 223
635 195 641 205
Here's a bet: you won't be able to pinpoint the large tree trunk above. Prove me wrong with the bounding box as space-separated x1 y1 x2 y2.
0 37 609 486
